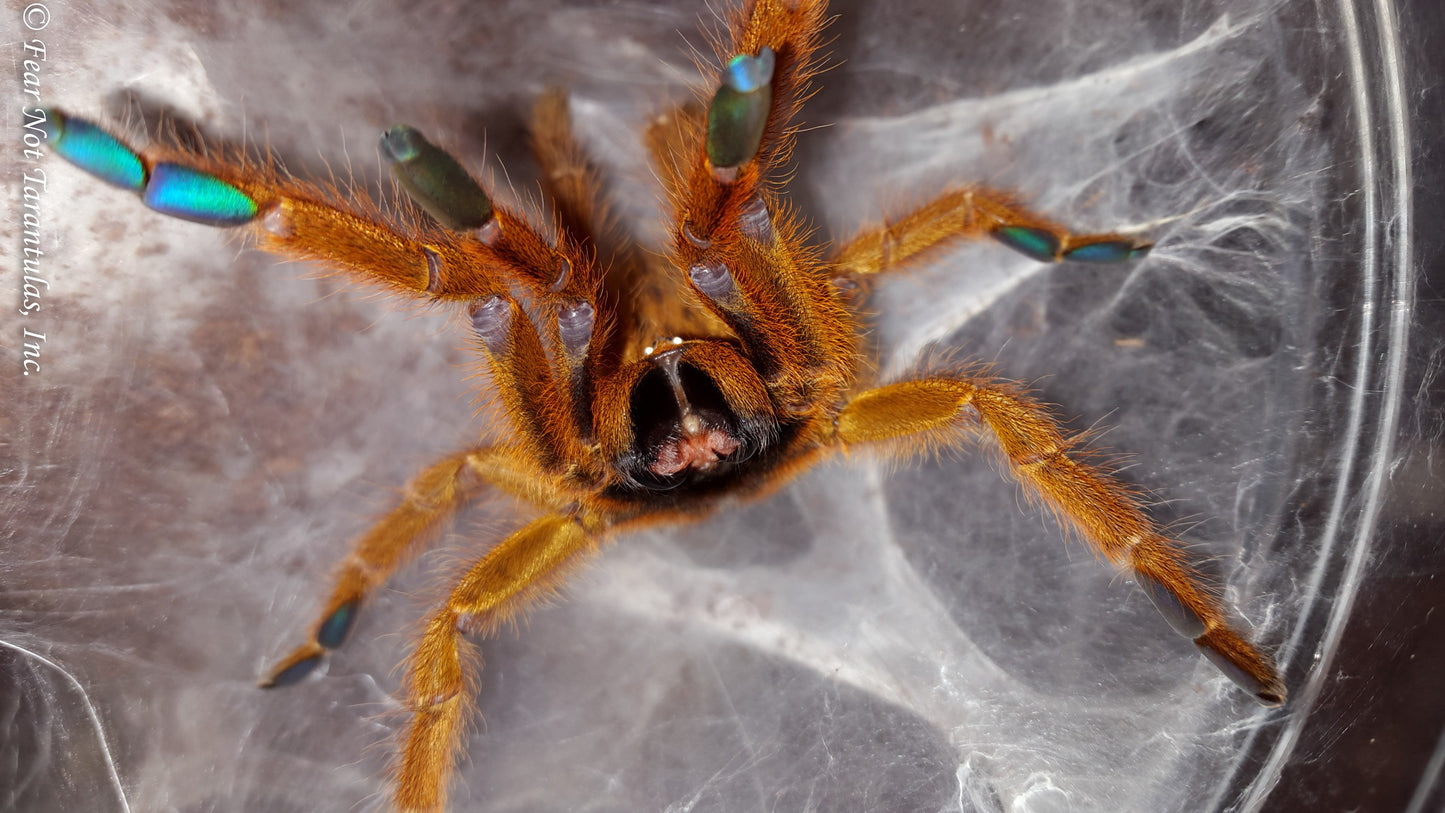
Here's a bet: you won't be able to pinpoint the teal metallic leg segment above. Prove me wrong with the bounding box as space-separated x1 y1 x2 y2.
43 109 260 228
41 109 145 192
992 224 1152 264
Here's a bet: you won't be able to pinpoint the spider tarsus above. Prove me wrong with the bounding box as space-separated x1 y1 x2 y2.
40 108 146 192
259 643 326 689
1194 627 1286 707
1255 684 1288 708
1062 238 1152 263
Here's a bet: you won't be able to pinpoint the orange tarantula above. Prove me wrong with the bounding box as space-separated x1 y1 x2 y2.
43 0 1284 809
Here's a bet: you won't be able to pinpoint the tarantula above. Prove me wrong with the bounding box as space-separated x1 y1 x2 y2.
43 0 1284 809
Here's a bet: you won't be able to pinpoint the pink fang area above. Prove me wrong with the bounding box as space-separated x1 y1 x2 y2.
650 430 740 476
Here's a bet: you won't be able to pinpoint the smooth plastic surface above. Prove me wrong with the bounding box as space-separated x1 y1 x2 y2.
5 0 1442 812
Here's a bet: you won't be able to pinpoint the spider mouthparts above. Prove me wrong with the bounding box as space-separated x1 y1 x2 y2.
649 425 742 476
624 345 754 484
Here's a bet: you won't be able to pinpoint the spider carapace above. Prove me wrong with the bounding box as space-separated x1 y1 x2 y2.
44 0 1284 809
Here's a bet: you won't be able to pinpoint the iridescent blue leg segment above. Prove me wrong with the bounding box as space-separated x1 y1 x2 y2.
42 109 261 228
143 163 259 225
315 598 360 650
41 109 145 192
991 225 1061 263
992 224 1152 264
261 652 324 688
836 186 1153 282
1063 239 1152 263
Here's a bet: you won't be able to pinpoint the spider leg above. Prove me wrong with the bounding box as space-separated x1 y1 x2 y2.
531 88 614 259
832 376 1286 706
259 446 566 689
40 109 610 323
665 0 858 406
44 108 614 466
43 109 503 300
606 102 736 352
832 187 1153 280
394 514 599 813
530 89 708 368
